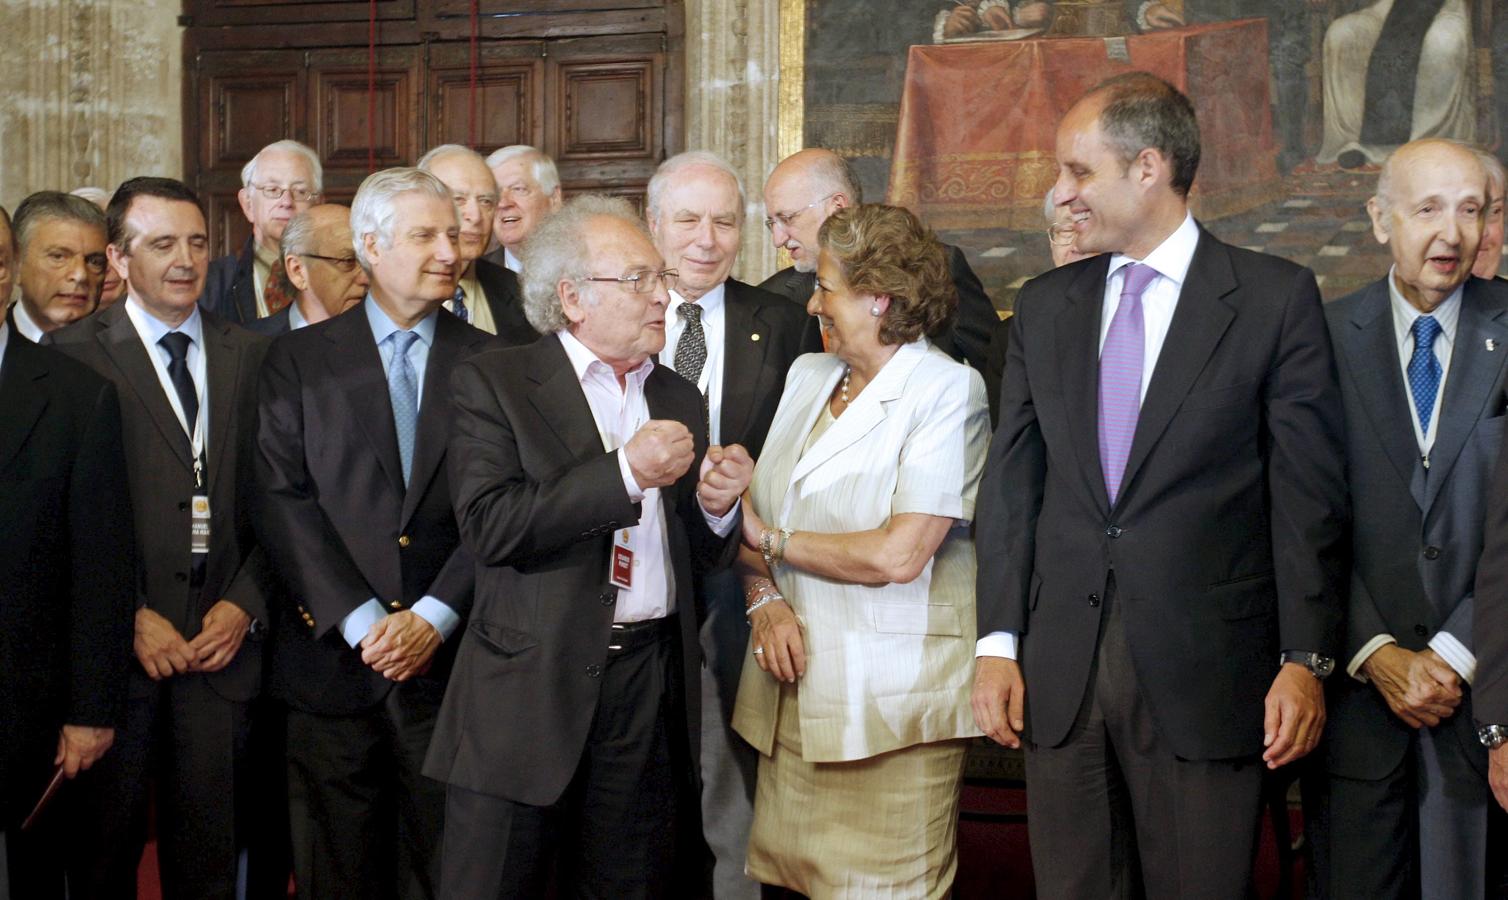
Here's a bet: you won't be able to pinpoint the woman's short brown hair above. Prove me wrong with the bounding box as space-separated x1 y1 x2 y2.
817 203 955 346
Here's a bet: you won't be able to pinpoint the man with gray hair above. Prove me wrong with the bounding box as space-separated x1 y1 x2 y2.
203 139 323 325
644 149 813 898
759 147 996 370
1311 137 1506 900
1473 149 1505 281
428 194 753 898
247 204 369 337
482 144 562 274
6 191 108 342
417 145 538 345
256 166 491 900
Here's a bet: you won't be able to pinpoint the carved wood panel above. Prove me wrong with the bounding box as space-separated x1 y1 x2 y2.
425 44 544 153
196 52 305 174
308 47 423 172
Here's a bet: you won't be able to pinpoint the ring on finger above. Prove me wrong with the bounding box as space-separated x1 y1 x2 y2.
753 646 765 656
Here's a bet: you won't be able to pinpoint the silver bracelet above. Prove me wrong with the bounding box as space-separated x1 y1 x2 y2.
745 592 780 618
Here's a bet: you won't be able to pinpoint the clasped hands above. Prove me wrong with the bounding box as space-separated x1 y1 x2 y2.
1360 643 1462 729
361 611 440 682
134 600 251 680
623 418 752 516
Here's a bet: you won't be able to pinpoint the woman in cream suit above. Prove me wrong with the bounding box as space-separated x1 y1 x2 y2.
731 204 988 898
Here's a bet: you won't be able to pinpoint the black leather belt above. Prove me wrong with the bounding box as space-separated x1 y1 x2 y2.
607 615 677 654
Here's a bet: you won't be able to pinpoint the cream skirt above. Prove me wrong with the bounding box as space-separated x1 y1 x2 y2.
745 683 968 899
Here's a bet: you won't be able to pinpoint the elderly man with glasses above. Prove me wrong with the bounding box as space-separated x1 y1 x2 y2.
6 191 109 342
246 204 369 337
203 140 323 326
759 148 997 371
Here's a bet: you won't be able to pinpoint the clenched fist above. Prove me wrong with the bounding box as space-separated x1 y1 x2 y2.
625 419 695 489
697 444 754 516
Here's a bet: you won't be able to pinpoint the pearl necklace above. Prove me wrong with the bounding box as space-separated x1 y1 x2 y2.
840 367 852 405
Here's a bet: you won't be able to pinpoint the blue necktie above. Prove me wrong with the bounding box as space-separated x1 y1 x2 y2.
1408 315 1443 437
387 330 420 485
452 286 469 324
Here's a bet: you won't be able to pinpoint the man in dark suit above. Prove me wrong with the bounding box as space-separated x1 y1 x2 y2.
759 148 995 370
426 195 752 898
1312 137 1504 900
247 204 369 338
971 73 1348 897
644 150 817 898
418 144 540 346
257 167 490 900
0 323 134 900
52 176 274 900
7 192 108 343
201 139 322 325
1478 384 1508 823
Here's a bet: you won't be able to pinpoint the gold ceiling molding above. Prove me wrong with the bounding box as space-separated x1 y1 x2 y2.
777 0 804 160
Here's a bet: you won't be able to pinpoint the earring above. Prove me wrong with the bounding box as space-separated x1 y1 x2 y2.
870 305 881 317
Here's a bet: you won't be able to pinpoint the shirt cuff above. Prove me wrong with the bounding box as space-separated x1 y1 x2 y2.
1346 634 1397 682
616 448 646 503
699 496 740 537
976 630 1019 660
1428 631 1476 685
339 598 387 649
411 596 462 643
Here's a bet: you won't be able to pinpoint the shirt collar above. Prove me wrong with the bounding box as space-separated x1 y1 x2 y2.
288 302 310 331
1387 266 1463 344
10 299 45 342
0 318 10 372
557 328 655 386
253 241 280 270
669 281 726 320
125 294 204 347
503 248 523 274
363 295 437 348
1107 211 1200 287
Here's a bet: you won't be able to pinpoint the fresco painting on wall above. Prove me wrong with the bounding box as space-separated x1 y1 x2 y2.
798 0 1508 308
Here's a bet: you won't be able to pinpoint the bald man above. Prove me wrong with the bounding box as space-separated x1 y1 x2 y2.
247 205 369 337
759 148 996 371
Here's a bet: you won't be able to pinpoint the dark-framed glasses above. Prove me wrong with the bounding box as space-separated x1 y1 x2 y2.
301 252 360 273
582 268 679 294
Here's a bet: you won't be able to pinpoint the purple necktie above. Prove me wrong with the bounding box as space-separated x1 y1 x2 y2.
1099 263 1158 505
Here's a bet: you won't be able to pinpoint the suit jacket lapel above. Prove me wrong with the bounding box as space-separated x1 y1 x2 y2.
325 311 405 495
786 341 925 487
1055 254 1112 512
1118 229 1237 507
719 282 766 446
402 314 479 525
98 306 194 470
203 315 241 495
1342 280 1426 503
527 337 607 466
1421 281 1508 511
0 341 49 473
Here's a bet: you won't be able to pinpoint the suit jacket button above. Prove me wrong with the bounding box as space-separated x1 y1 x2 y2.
1088 593 1100 607
1105 525 1122 539
389 600 404 611
398 535 411 548
174 571 187 583
599 592 615 606
1423 546 1440 560
178 501 188 511
586 664 602 678
1414 624 1429 637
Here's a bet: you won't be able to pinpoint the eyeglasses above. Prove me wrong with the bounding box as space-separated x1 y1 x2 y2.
582 268 679 294
1048 223 1077 246
300 252 360 273
250 183 320 203
39 248 109 275
764 193 838 232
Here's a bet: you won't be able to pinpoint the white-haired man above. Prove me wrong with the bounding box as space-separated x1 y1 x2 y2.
644 150 815 898
418 145 539 346
202 139 323 325
481 144 563 274
256 166 493 900
427 195 753 898
1473 149 1505 281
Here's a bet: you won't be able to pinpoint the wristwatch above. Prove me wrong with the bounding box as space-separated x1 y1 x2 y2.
1280 650 1336 680
1479 724 1508 750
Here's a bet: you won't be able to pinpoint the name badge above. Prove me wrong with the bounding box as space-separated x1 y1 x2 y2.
610 528 634 590
190 494 211 555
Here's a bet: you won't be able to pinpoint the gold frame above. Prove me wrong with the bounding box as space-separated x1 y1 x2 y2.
777 0 805 160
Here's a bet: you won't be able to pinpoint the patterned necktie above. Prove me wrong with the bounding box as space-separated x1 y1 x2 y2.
386 330 420 486
1408 314 1443 437
452 285 470 324
1098 263 1159 505
674 301 708 386
264 258 293 315
158 331 199 439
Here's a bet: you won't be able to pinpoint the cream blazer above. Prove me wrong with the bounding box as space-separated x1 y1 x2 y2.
731 339 988 762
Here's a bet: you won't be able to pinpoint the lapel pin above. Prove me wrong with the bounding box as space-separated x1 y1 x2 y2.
751 333 761 342
1488 339 1499 352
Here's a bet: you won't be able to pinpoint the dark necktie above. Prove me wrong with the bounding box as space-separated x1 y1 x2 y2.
674 302 708 385
1098 263 1158 505
1408 314 1443 437
452 286 470 324
159 331 199 438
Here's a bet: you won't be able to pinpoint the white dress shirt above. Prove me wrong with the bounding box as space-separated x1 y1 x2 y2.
1346 273 1473 683
287 301 309 331
976 212 1202 661
558 329 738 622
0 319 10 372
124 296 209 451
663 283 727 445
337 297 460 647
503 247 523 275
10 300 46 343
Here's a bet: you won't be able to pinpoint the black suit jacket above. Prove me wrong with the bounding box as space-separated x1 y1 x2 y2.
245 305 292 337
759 242 995 372
202 237 259 326
975 227 1348 760
474 257 541 348
0 338 135 825
255 306 492 714
424 335 738 805
663 279 819 459
52 303 274 701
